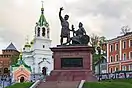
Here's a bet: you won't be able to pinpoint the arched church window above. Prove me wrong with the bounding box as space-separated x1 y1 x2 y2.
35 23 38 34
43 45 45 48
42 27 45 37
47 28 49 38
4 68 8 74
37 27 40 37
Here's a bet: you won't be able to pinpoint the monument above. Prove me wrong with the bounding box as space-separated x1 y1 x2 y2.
46 7 97 81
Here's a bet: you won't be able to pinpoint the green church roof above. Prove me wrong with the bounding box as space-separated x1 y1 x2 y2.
11 52 32 72
38 7 49 27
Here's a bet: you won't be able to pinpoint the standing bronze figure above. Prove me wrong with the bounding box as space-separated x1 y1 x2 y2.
59 7 70 45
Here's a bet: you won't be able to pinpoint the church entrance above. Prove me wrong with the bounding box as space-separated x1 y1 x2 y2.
20 77 24 82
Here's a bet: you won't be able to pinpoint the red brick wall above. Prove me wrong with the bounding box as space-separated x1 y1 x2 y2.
0 50 19 75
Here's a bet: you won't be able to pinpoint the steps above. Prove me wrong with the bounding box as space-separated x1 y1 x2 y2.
36 81 80 88
47 70 96 81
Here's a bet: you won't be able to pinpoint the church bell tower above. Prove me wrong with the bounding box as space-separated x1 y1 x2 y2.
33 1 52 74
35 1 50 39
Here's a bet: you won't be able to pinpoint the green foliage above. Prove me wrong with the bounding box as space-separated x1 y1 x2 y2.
92 53 105 71
90 34 107 47
99 36 107 45
83 82 132 88
83 79 132 88
5 82 33 88
102 78 132 84
90 34 99 47
11 55 19 65
90 34 107 71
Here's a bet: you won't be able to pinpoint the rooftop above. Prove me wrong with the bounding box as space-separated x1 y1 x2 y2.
6 43 17 51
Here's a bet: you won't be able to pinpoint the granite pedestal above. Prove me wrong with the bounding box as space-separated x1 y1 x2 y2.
46 46 97 81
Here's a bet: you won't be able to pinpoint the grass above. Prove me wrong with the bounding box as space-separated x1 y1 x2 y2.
5 82 33 88
102 78 132 84
83 79 132 88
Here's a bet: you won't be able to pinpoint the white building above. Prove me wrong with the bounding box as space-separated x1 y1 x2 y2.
22 4 53 75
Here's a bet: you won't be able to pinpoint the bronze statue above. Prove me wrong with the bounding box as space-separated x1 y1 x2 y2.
59 7 70 45
71 22 89 45
58 7 89 45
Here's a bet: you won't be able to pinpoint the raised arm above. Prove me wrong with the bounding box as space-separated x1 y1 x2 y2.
59 7 64 21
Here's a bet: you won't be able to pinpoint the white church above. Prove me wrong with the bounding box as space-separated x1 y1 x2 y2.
22 3 53 76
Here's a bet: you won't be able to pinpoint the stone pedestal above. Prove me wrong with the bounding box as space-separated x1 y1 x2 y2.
46 46 97 81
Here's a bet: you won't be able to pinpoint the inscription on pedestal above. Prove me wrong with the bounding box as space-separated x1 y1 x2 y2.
61 58 83 67
56 52 89 57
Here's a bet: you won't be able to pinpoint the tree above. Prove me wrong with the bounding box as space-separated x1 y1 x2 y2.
99 36 107 45
121 25 131 35
90 34 107 53
99 36 107 54
90 34 107 72
90 33 100 47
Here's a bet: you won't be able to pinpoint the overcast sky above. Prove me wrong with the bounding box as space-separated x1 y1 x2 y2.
0 0 132 51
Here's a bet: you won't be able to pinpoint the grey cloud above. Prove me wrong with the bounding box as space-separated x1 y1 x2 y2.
0 27 25 49
1 0 132 50
65 0 132 18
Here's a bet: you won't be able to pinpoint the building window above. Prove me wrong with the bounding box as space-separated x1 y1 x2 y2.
110 68 113 73
115 43 118 51
123 53 127 60
115 67 119 71
43 45 45 48
129 40 132 47
122 65 127 71
42 27 45 37
115 54 119 61
37 27 40 37
110 56 114 62
129 52 132 59
123 41 126 49
110 44 113 52
129 64 132 71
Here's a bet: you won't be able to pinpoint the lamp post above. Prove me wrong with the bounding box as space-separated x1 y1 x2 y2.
97 46 101 81
1 68 7 88
1 63 5 88
32 57 35 82
1 75 6 88
9 75 12 86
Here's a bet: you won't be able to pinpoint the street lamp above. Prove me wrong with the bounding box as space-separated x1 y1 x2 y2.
1 74 6 88
32 57 35 82
97 46 101 81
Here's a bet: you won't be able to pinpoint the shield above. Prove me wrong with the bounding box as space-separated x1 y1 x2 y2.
80 35 90 44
